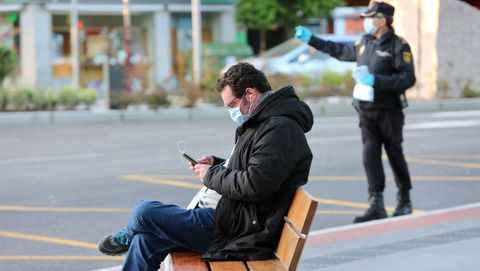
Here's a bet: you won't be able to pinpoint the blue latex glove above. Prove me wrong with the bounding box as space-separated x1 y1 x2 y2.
360 73 375 86
295 26 312 43
353 66 375 86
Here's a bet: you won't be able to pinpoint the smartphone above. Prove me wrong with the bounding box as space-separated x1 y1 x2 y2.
182 153 198 165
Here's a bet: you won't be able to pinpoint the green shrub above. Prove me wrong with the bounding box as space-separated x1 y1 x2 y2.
178 82 201 108
461 80 480 98
11 87 34 110
0 88 9 111
118 91 135 110
45 90 59 111
147 90 170 111
316 70 354 96
0 45 18 84
31 91 48 111
58 86 81 110
267 74 313 100
31 90 59 111
80 88 97 109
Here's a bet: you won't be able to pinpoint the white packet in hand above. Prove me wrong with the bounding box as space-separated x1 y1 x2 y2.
353 84 374 102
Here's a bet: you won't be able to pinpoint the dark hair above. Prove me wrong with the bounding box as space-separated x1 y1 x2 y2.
215 63 271 98
385 15 393 27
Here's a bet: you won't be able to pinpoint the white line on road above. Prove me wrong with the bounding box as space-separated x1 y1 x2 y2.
406 120 480 130
109 128 217 139
0 153 98 165
432 110 480 118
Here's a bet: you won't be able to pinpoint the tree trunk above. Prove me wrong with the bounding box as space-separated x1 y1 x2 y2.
259 29 267 53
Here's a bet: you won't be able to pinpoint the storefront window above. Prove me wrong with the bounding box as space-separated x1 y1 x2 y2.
51 14 152 93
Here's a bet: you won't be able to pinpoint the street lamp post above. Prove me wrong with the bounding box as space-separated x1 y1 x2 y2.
191 0 202 86
70 0 80 87
122 0 132 93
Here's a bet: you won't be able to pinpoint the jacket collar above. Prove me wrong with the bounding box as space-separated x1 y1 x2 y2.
374 27 395 45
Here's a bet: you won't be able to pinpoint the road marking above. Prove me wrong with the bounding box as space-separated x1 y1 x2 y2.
110 129 216 139
0 153 98 165
121 175 203 189
405 155 480 169
147 174 199 180
0 231 97 249
309 175 480 182
408 154 480 160
317 198 424 214
0 205 130 213
124 174 480 183
432 111 480 118
406 120 480 130
0 255 123 261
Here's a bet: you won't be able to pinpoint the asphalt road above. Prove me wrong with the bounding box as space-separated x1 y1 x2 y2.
1 109 479 271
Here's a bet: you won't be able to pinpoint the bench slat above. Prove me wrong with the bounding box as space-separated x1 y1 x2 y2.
209 261 248 271
167 252 208 271
275 188 318 271
246 259 286 271
275 222 305 270
285 188 318 235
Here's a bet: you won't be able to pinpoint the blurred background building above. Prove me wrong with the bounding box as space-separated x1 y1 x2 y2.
0 0 479 104
0 0 243 95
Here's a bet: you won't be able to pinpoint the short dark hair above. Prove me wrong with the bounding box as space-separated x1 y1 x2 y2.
385 15 393 27
215 63 271 98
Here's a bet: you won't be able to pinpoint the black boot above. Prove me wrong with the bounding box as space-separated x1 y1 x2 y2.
353 193 388 223
392 192 413 217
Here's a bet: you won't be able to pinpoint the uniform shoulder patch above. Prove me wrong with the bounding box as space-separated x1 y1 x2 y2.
355 39 361 46
403 51 412 64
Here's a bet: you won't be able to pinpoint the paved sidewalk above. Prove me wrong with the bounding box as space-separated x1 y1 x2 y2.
91 202 480 271
1 98 479 124
299 202 480 271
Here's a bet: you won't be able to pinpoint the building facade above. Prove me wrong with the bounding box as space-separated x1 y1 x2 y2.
380 0 480 99
0 0 239 94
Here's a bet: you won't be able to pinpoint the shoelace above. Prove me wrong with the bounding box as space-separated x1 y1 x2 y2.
112 230 130 246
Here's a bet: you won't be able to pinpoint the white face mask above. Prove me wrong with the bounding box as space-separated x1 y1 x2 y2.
227 94 253 125
228 106 248 125
363 18 378 35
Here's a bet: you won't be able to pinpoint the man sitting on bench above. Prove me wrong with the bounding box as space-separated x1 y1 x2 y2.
97 63 314 271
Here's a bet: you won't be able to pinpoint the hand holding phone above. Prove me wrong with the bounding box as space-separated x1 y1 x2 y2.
182 153 198 165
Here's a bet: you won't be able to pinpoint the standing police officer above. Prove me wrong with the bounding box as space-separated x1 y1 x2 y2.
295 1 416 223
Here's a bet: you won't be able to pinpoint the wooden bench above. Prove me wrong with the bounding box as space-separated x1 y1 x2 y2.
164 187 318 271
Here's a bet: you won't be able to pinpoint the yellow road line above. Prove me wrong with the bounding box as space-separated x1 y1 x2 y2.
0 206 130 213
124 174 480 183
0 231 97 250
0 255 123 261
407 154 480 160
405 155 480 169
152 174 198 180
121 175 202 189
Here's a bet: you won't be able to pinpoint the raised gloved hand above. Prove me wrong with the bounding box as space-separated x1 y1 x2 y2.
353 65 375 86
295 26 312 43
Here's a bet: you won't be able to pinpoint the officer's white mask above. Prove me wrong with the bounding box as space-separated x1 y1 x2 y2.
364 18 378 35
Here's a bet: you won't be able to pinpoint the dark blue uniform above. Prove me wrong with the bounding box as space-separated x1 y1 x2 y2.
308 29 415 196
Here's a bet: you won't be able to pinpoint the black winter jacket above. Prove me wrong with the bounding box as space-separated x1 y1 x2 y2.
201 86 313 260
308 28 416 110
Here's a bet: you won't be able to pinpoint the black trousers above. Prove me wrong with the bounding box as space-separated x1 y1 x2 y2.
358 109 412 195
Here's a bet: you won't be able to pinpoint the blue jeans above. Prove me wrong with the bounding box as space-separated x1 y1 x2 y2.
121 200 215 271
